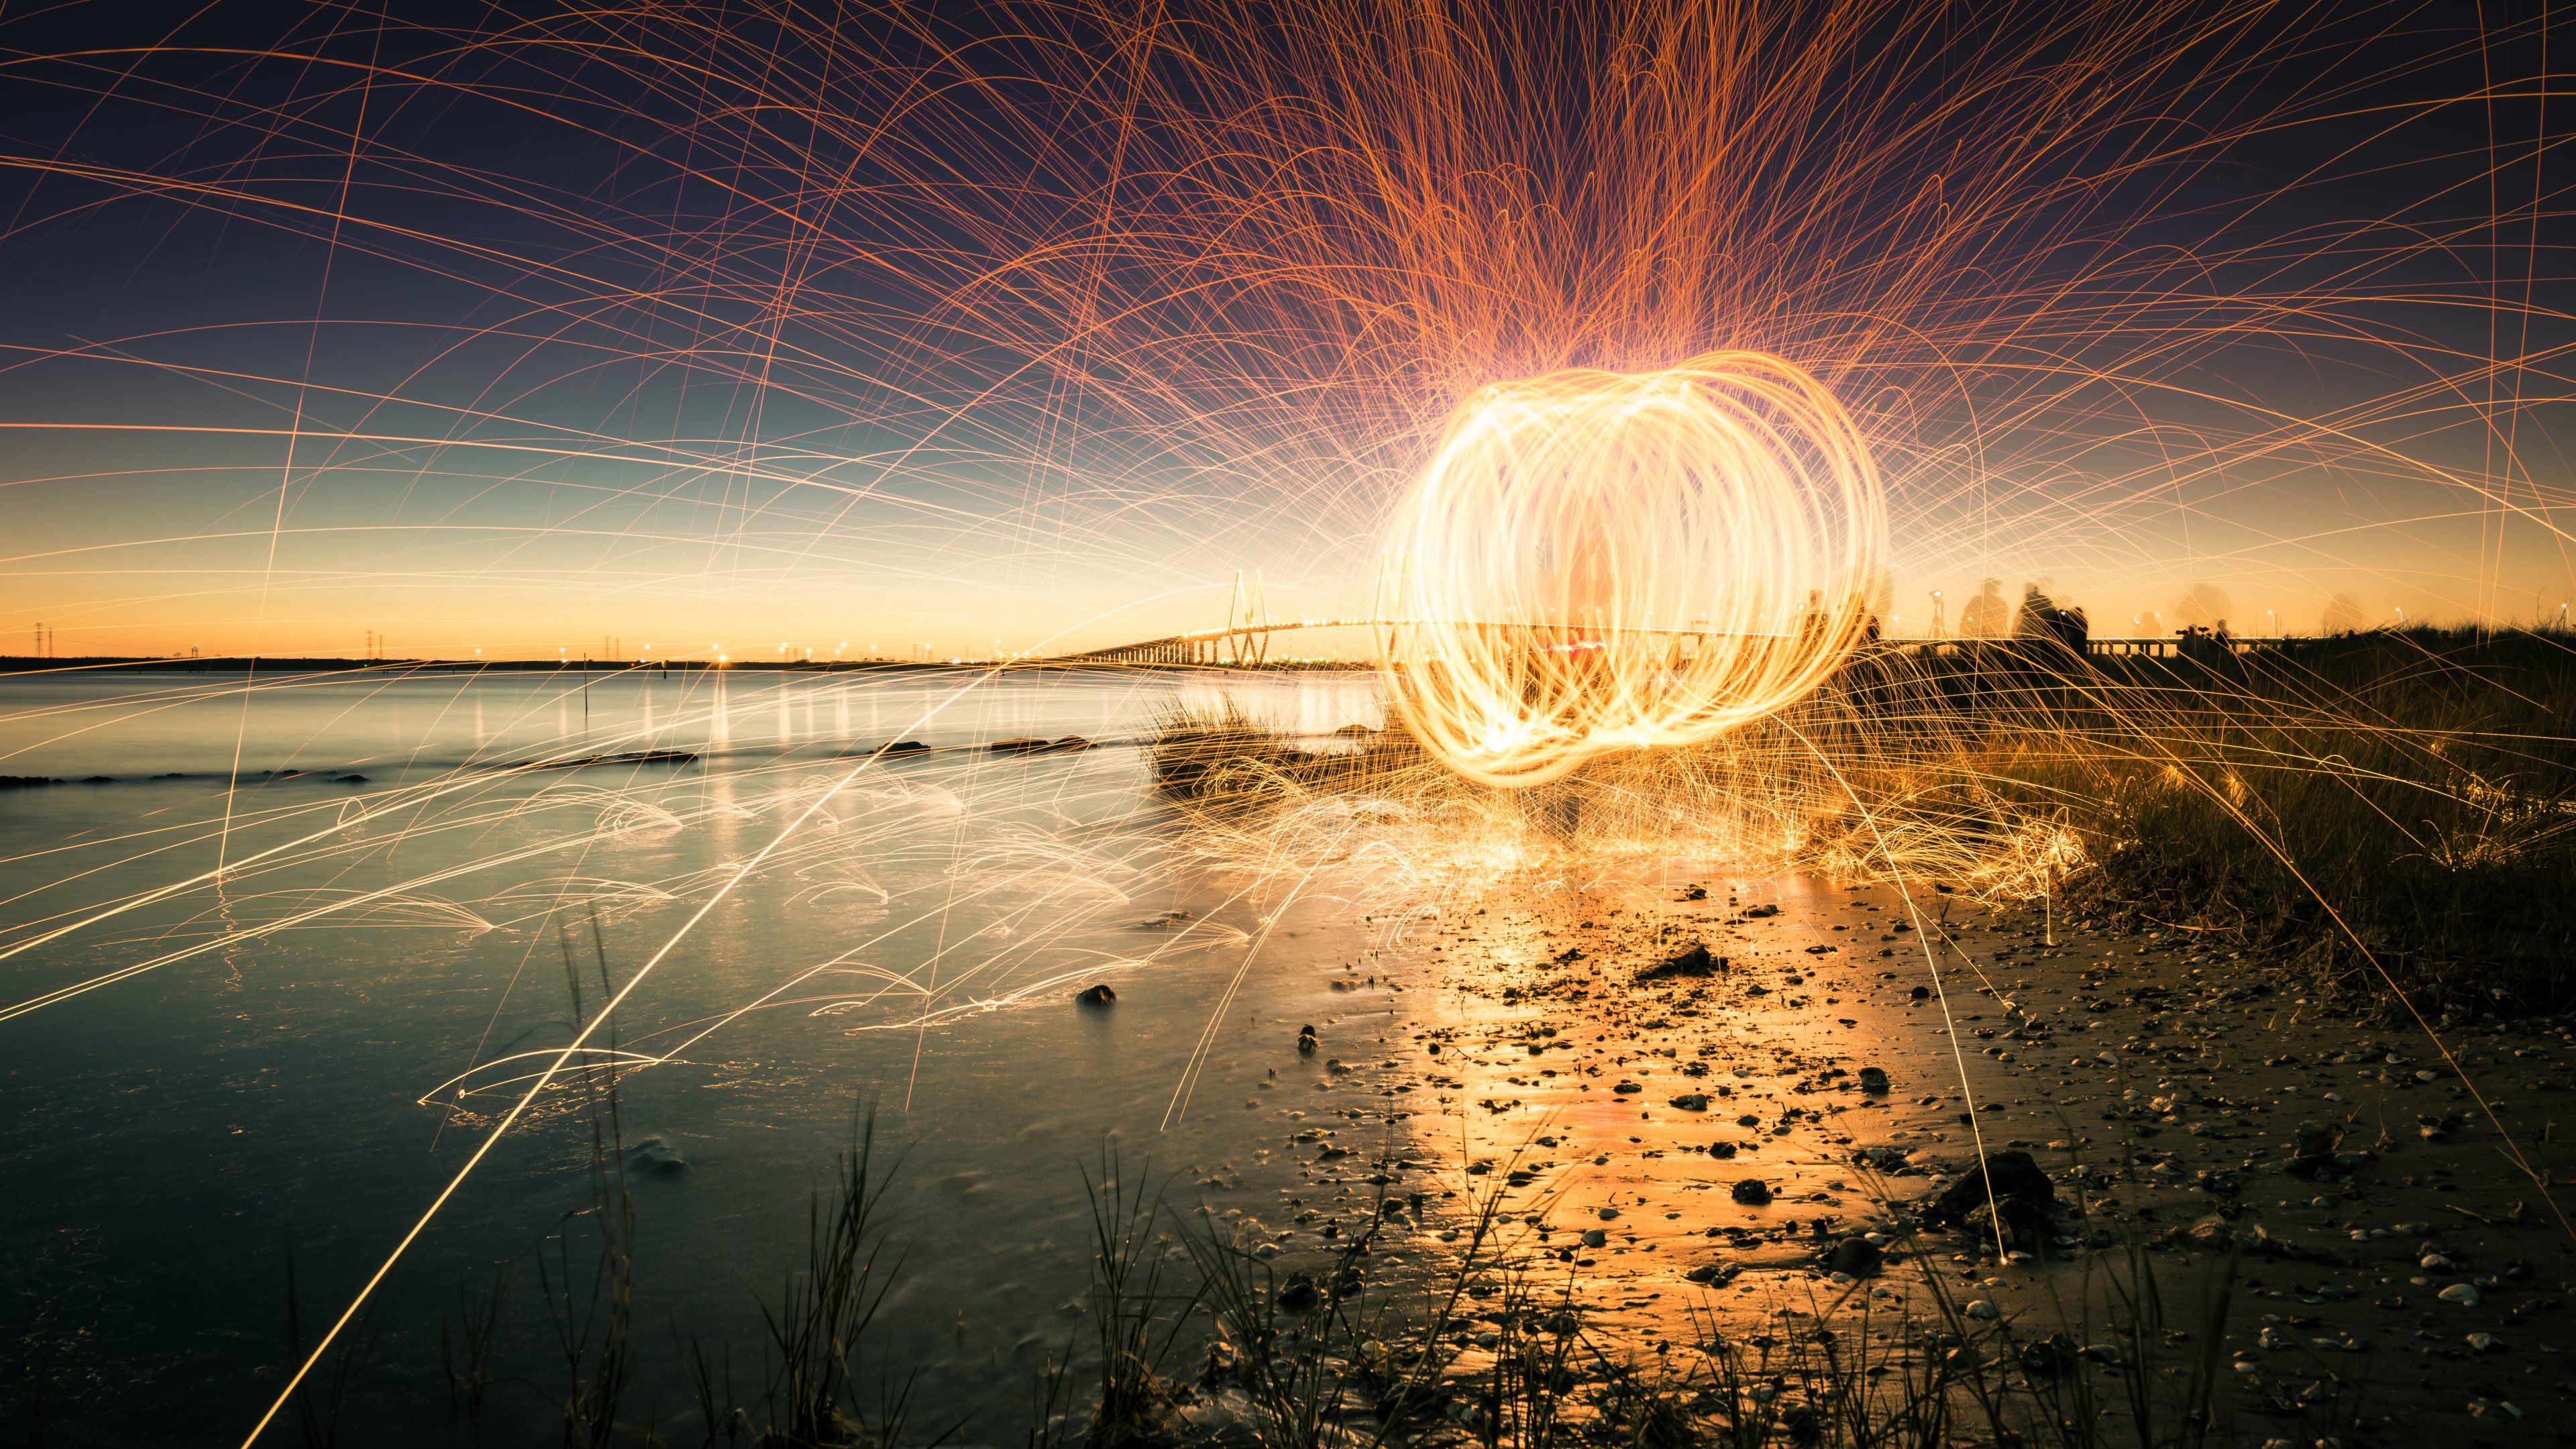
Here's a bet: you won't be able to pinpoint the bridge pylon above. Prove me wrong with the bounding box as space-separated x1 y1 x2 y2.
1226 570 1269 666
1369 553 1412 665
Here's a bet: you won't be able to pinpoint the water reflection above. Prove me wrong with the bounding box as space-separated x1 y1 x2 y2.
0 668 1408 1445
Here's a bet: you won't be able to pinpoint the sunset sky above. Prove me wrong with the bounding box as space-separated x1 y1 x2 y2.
3 1 2569 659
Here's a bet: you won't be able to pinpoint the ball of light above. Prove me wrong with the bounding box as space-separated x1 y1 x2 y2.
1380 351 1886 789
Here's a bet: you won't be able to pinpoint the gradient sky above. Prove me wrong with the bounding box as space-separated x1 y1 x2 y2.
2 0 2569 659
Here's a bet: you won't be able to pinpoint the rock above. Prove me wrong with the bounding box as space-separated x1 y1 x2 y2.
1709 1141 1738 1159
1373 1384 1446 1423
1732 1179 1774 1205
1858 1066 1890 1094
1935 1150 2055 1218
1678 885 1707 901
1638 943 1718 981
625 1137 689 1176
1668 1093 1711 1112
987 737 1049 754
1580 1228 1608 1248
2020 1333 2078 1375
1851 1145 1913 1174
1613 1080 1643 1095
1934 1150 2059 1246
1684 1263 1721 1283
1964 1299 2000 1321
333 774 368 784
2438 1283 2481 1307
1297 1025 1317 1055
1042 735 1090 752
2288 1119 2344 1177
0 776 56 789
1827 1236 1883 1277
1275 1272 1321 1313
881 741 928 753
79 775 113 784
1910 985 1931 1000
1597 1206 1621 1220
1076 983 1116 1006
2188 1213 2233 1248
1131 910 1193 930
1735 1112 1761 1127
1744 904 1781 918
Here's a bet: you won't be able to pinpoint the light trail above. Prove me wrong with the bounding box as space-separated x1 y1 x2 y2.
0 3 2567 1436
1383 352 1885 788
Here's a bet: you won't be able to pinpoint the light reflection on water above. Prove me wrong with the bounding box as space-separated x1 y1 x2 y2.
0 669 1424 1446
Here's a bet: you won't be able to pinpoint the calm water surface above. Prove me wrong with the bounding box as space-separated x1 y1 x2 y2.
0 669 1432 1446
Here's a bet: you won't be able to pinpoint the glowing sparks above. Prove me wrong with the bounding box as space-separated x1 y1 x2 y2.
1381 352 1885 788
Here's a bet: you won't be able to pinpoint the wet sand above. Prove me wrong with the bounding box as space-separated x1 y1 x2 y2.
1271 873 2576 1442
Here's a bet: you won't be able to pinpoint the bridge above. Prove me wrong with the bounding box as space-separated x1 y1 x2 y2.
1063 628 2308 666
1053 573 2311 665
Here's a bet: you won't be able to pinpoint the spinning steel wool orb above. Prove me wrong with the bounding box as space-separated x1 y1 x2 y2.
1382 352 1885 788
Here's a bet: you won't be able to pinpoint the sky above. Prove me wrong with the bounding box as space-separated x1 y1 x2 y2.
1 0 2570 659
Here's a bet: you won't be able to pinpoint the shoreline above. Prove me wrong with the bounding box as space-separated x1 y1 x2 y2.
1332 870 2576 1440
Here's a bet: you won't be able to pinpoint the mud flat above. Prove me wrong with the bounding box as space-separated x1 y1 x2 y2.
1276 874 2576 1442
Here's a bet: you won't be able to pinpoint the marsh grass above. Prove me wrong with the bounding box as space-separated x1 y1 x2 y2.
281 1236 388 1449
1958 629 2576 1012
1152 627 2576 1012
1150 703 1425 808
1077 1153 1208 1449
167 1106 2368 1449
1066 1134 2330 1449
700 1111 951 1449
439 1258 513 1438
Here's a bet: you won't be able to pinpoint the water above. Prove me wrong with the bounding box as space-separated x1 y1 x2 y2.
0 668 1410 1446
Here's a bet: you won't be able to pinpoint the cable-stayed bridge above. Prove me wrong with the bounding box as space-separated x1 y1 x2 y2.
1052 573 2306 666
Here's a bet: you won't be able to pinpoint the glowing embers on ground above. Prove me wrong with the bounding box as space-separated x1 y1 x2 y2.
1381 352 1886 789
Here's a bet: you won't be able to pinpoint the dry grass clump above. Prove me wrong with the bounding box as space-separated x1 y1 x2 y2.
1149 629 2576 1012
1150 703 1426 807
2031 629 2576 1012
1012 1142 2339 1449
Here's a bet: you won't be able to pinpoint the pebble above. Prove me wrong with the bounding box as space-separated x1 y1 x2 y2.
2438 1283 2481 1306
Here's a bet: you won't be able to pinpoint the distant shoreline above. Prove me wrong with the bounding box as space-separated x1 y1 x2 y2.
0 655 1381 675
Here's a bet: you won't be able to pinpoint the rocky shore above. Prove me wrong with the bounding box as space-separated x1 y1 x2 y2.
1270 873 2576 1442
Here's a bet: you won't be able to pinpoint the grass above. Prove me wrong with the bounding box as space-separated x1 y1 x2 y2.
1149 627 2576 1015
1008 1134 2332 1449
9 1086 2354 1449
25 639 2536 1447
2036 630 2576 1014
1149 702 1426 807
